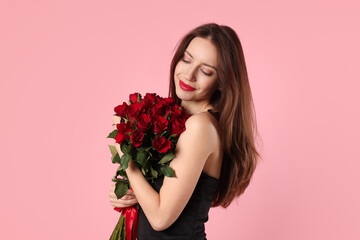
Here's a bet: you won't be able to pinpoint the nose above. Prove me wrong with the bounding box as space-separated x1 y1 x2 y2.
184 65 196 82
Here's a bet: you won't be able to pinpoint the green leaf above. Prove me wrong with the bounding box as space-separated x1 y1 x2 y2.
158 152 176 164
111 152 121 164
120 141 133 154
107 129 118 139
129 145 137 158
136 151 147 166
108 145 117 157
160 165 176 177
115 181 128 199
120 153 131 170
144 146 152 151
150 166 158 178
116 165 126 179
120 142 128 153
141 167 148 176
136 147 145 152
169 134 177 139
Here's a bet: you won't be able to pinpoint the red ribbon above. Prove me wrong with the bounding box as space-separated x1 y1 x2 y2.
114 206 138 240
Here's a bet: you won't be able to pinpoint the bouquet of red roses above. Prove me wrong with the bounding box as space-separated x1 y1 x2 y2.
107 92 190 240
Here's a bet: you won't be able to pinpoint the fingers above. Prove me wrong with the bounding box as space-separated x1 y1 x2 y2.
109 195 138 208
126 189 135 196
108 190 136 200
114 143 123 158
113 116 121 124
109 184 138 208
109 197 138 208
109 185 135 197
113 116 121 130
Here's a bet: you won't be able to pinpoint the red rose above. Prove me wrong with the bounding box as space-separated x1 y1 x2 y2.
140 98 152 110
177 105 190 117
129 92 142 104
114 102 128 118
144 93 157 104
153 115 168 134
129 118 137 129
163 97 175 106
115 133 129 144
181 108 190 119
156 101 165 111
167 105 182 122
149 103 162 118
154 94 162 103
130 130 144 147
137 113 152 132
171 105 182 115
115 122 132 144
127 102 143 121
116 121 131 134
152 136 172 153
170 116 187 136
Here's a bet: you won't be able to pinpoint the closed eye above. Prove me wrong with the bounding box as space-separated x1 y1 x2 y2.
201 70 212 76
181 58 190 63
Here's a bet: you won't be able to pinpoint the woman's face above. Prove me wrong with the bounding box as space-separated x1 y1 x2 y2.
174 37 219 105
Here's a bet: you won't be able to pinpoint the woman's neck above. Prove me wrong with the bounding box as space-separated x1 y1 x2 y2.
181 100 213 116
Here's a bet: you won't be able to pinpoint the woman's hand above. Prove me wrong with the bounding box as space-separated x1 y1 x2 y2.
109 184 138 208
113 115 121 130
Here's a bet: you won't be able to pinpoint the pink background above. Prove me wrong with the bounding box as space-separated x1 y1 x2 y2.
1 0 359 239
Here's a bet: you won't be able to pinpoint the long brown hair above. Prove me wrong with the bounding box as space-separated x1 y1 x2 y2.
168 23 262 208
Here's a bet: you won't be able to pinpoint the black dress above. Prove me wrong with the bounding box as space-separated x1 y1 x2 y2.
137 172 219 240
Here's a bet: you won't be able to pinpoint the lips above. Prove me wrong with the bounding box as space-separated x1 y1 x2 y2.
179 79 196 91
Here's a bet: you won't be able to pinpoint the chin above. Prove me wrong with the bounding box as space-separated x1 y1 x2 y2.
175 89 190 101
175 85 193 100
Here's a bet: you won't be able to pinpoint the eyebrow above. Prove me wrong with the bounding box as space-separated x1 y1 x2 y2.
185 50 218 72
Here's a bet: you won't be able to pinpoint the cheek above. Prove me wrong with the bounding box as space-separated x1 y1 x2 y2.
173 64 181 85
174 64 179 76
174 61 187 76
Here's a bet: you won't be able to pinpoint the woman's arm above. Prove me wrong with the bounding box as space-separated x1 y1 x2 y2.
125 113 218 231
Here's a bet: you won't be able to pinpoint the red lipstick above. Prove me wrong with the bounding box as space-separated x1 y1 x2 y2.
179 79 196 91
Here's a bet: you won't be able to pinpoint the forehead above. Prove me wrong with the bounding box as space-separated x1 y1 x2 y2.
185 37 218 67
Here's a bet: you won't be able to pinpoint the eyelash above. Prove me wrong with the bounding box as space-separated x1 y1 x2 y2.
182 58 190 63
181 58 212 76
202 70 212 76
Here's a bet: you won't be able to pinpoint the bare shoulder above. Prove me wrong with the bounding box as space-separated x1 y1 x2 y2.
182 112 221 148
185 112 220 135
171 111 222 179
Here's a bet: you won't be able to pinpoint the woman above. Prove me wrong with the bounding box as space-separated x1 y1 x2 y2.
109 23 261 239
